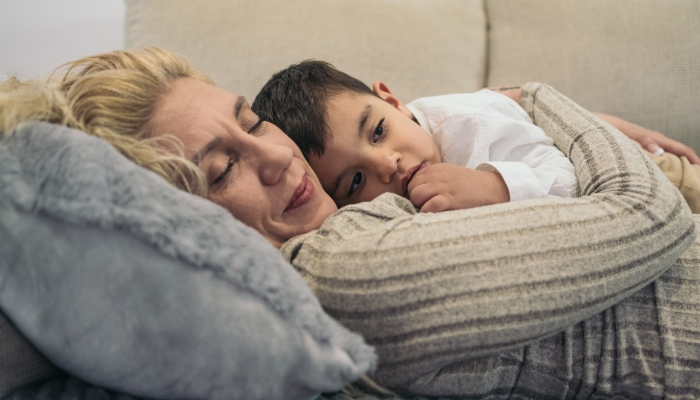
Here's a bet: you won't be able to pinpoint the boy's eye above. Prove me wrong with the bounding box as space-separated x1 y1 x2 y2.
348 172 363 196
372 118 386 142
247 118 264 135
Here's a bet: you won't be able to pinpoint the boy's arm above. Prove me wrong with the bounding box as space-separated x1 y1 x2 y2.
408 90 576 211
408 89 578 212
431 90 579 208
482 93 579 200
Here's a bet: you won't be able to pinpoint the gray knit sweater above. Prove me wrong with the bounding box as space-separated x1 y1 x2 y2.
282 84 698 399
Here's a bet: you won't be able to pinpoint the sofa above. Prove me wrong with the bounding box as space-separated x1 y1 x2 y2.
1 0 698 399
124 0 700 153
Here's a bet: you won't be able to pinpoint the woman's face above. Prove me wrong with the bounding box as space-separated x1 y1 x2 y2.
150 78 338 248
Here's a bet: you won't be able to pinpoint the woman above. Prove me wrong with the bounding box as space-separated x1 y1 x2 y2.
2 48 698 398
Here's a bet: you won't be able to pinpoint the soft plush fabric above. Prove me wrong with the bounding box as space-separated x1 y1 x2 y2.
124 0 487 103
486 0 700 153
281 84 698 398
0 122 375 400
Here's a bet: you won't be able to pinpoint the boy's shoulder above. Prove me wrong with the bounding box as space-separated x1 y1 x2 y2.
407 89 509 122
408 89 511 110
408 89 532 132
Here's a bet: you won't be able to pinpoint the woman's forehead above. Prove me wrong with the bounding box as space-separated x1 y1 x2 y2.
165 79 238 115
152 79 239 141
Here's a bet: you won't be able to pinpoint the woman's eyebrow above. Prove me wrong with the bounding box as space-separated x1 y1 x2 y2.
191 97 246 165
191 137 223 165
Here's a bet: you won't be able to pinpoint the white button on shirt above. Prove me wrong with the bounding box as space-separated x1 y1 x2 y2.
407 90 579 201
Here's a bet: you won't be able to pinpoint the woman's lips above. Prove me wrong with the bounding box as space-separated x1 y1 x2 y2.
285 175 315 213
402 162 428 197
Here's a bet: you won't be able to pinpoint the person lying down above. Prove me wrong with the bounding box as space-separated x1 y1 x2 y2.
252 60 700 213
3 48 698 398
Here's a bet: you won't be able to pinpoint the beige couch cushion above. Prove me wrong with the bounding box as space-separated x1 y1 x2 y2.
125 0 486 103
486 0 700 152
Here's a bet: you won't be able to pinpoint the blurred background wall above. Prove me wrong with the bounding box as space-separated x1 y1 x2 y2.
0 0 125 79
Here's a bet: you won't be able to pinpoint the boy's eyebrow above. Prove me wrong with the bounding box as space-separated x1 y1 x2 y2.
357 104 372 139
331 171 344 198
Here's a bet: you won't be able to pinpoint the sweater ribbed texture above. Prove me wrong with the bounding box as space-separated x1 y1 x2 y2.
283 84 697 398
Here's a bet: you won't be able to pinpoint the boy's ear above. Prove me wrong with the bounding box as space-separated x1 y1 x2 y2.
372 81 414 119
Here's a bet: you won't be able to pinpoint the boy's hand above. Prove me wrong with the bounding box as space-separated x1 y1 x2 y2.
407 164 510 213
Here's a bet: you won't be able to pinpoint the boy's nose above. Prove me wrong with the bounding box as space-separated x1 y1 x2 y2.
374 152 400 184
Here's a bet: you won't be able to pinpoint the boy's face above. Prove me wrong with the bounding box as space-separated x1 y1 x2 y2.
309 86 441 208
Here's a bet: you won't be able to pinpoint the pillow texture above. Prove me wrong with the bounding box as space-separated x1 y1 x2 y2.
0 123 375 400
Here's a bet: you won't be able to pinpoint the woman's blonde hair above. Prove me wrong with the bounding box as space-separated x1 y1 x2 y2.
1 47 399 399
0 47 212 195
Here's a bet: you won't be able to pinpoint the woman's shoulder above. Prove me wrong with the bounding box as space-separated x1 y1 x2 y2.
280 194 416 261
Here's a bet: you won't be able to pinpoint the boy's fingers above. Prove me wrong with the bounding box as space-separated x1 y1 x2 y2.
406 167 437 194
419 195 450 213
407 181 438 208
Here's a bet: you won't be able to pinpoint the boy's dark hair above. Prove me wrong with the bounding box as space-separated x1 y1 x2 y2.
252 60 377 159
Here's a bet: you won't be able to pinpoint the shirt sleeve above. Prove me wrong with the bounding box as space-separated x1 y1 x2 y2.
281 83 695 389
472 90 579 200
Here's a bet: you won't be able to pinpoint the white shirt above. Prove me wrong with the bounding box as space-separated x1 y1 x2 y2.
407 90 579 201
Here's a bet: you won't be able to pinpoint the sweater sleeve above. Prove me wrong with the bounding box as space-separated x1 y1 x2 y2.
281 83 696 388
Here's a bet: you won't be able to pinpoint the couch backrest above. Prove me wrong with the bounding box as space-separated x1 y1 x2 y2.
486 0 700 152
125 0 487 103
125 0 699 152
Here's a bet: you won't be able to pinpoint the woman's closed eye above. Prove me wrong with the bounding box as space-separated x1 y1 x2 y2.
212 157 235 186
348 172 363 196
372 118 386 142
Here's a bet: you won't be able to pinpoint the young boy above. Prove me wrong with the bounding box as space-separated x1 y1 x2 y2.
252 61 578 212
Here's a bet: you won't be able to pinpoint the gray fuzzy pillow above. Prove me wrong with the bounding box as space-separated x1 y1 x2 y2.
0 123 375 400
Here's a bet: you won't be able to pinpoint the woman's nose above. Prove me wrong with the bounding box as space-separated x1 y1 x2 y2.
248 136 294 185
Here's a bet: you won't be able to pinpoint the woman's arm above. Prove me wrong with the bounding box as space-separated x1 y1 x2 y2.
487 86 700 165
486 85 523 104
593 112 700 164
283 84 696 388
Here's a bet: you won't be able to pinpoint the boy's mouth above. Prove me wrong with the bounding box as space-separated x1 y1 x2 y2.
402 162 428 197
